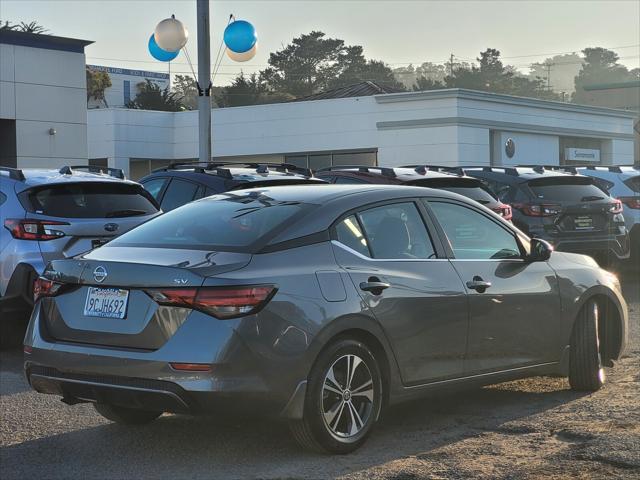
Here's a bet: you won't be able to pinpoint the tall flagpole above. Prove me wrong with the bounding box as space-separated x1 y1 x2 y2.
196 0 212 163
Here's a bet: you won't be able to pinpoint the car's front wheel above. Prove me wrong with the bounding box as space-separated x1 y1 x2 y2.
289 338 383 454
94 403 162 425
568 299 606 391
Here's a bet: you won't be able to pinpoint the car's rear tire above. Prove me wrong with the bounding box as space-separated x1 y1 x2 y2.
94 403 162 425
289 338 383 454
568 300 605 392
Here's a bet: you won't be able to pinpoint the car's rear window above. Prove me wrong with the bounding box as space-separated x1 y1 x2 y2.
23 183 159 218
624 176 640 193
410 178 497 205
108 192 312 251
527 177 609 202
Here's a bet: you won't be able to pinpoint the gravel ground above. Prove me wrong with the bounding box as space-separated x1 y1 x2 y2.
1 269 638 480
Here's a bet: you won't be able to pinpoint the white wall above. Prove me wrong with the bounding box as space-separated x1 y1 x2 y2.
88 89 637 176
492 131 559 165
1 42 88 168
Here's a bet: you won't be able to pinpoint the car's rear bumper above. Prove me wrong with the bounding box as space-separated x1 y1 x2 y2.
23 303 303 417
540 232 630 259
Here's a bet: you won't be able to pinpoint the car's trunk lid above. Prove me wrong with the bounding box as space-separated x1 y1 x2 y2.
41 248 252 349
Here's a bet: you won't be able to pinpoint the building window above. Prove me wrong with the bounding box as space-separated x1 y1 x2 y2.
285 150 377 169
124 80 131 105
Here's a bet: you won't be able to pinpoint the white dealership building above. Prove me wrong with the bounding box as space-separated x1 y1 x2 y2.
88 87 637 179
0 31 636 176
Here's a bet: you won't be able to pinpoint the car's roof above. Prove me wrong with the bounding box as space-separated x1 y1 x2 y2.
206 183 467 246
143 162 321 186
3 168 137 190
464 166 585 183
577 166 640 179
316 166 465 183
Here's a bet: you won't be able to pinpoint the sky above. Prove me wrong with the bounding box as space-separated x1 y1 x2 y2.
1 0 639 85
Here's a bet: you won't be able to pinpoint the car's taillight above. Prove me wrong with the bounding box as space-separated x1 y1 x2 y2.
4 219 68 241
608 199 623 214
145 285 276 319
493 203 513 221
618 196 640 210
33 277 66 302
513 203 561 217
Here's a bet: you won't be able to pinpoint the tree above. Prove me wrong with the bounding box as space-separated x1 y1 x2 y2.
413 76 445 91
528 53 582 94
573 47 638 103
218 72 295 107
0 20 48 33
172 75 198 110
86 68 112 108
259 31 403 99
126 80 184 111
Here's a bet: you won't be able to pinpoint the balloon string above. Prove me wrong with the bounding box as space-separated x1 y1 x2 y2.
210 14 234 86
181 45 198 81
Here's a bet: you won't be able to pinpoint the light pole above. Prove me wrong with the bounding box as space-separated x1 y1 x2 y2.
196 0 212 164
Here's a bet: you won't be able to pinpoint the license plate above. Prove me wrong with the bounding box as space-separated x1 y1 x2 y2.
574 215 594 230
84 287 129 319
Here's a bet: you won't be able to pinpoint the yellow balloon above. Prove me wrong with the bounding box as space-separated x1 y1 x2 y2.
226 44 257 62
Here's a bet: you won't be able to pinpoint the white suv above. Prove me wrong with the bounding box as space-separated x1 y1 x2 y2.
577 166 640 262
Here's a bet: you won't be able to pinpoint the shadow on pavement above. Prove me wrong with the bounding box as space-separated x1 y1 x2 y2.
0 378 587 480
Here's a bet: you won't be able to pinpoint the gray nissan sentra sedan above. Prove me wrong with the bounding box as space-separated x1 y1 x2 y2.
24 185 628 453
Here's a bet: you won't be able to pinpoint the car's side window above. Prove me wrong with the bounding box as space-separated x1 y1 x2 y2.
427 201 522 260
591 177 614 194
335 215 371 257
142 178 168 203
0 191 6 206
160 179 200 212
358 203 436 259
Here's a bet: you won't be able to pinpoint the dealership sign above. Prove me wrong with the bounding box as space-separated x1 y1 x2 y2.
564 148 600 162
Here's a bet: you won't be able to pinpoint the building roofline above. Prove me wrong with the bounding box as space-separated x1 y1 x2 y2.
583 80 640 91
0 30 93 53
375 88 638 118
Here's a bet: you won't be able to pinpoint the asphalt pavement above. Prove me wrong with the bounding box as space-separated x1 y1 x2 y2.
1 268 638 480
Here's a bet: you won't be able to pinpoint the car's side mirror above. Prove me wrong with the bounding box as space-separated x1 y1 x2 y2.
528 238 553 262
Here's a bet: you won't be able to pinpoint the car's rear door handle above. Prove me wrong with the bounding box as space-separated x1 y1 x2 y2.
466 276 492 292
359 278 390 295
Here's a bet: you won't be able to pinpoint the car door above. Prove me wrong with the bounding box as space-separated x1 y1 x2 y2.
424 199 562 374
331 200 469 385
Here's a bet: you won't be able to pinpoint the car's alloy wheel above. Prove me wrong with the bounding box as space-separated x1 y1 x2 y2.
569 299 606 391
289 339 382 454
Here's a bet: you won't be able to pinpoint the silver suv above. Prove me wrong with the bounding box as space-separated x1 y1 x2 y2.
576 166 640 262
0 166 160 327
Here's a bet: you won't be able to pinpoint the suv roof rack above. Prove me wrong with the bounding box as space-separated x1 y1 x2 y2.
316 165 396 178
577 165 640 173
459 166 521 176
516 164 579 175
156 161 313 178
0 166 25 181
401 164 466 176
59 165 126 180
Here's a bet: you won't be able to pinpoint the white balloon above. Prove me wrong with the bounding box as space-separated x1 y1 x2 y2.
154 17 188 52
226 44 257 62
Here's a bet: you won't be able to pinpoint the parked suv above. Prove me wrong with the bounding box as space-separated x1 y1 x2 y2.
315 165 512 221
0 166 160 322
464 166 629 263
575 166 640 261
139 162 327 212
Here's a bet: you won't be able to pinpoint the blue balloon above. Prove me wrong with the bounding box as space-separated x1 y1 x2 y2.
223 20 257 53
148 34 179 62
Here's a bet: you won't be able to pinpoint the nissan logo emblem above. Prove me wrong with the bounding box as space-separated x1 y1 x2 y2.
93 266 108 283
104 223 119 232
